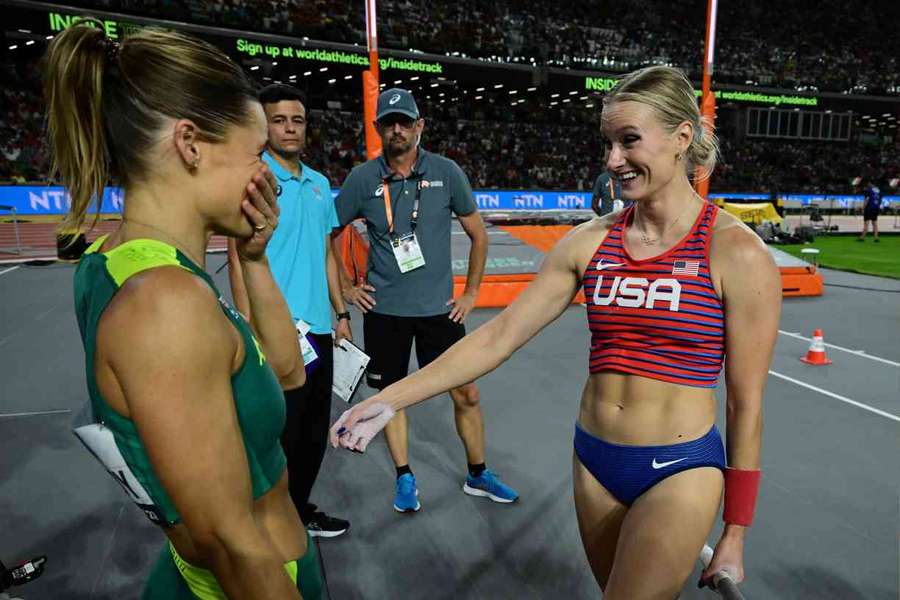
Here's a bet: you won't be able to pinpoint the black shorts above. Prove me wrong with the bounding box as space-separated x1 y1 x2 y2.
363 311 465 389
864 209 880 222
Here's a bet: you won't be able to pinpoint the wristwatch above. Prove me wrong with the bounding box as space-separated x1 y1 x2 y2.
336 312 351 322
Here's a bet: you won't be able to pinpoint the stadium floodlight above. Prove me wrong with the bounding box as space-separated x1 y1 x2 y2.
18 29 31 33
585 103 595 108
304 71 312 76
509 90 517 95
476 87 485 92
410 76 419 81
527 87 537 92
394 80 401 84
551 93 559 98
8 45 17 50
328 79 336 84
25 41 35 46
46 36 53 40
430 83 439 88
475 96 483 100
509 101 516 106
563 99 571 103
883 113 891 117
579 96 588 100
494 84 504 89
345 75 353 80
250 65 260 71
550 101 558 106
569 91 578 95
319 67 328 72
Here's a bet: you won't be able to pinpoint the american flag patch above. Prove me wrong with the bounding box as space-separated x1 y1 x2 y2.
672 260 700 276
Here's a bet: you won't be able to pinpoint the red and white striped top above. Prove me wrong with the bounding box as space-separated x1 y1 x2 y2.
582 202 725 388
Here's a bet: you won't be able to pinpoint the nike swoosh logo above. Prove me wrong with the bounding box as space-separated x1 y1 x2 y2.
596 261 627 271
651 457 687 469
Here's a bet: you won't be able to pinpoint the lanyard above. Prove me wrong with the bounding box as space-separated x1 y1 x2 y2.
382 177 422 237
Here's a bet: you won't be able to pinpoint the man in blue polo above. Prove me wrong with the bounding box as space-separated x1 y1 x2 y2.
232 84 351 538
333 88 519 513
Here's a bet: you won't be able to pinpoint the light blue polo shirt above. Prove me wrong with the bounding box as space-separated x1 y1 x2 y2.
263 151 339 334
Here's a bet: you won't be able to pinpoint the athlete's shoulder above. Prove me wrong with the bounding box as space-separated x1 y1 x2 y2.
710 209 774 268
109 266 218 325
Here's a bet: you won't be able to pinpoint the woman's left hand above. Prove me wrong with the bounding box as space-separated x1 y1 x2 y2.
700 529 745 588
236 165 280 261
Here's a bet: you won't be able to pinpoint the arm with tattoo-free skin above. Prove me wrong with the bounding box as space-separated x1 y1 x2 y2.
328 222 597 449
99 268 302 600
326 234 353 345
227 168 305 389
447 210 488 323
702 218 781 585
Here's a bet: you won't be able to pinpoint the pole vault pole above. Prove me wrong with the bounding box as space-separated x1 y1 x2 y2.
363 0 382 158
695 0 718 200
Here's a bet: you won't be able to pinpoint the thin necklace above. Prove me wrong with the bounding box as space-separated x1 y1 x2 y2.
633 196 698 246
121 218 204 266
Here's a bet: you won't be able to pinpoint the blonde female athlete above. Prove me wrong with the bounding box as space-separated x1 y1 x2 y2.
331 66 781 598
46 23 323 598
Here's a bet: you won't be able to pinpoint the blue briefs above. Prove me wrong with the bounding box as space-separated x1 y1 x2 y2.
574 423 726 505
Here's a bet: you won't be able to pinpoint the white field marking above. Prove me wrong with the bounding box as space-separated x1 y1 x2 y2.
0 409 72 419
0 266 20 276
779 330 900 367
768 370 900 423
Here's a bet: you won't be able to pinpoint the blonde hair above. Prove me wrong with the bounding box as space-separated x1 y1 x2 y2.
43 22 257 233
603 66 719 180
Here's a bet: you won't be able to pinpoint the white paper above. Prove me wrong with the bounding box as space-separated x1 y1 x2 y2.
332 336 370 403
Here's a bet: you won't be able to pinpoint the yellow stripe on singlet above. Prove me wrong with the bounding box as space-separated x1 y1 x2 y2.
168 542 299 599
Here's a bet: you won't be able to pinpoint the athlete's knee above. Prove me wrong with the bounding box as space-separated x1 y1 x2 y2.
450 383 480 409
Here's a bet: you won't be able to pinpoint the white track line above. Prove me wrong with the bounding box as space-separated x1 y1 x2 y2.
779 330 900 367
0 409 72 419
769 370 900 423
0 265 20 276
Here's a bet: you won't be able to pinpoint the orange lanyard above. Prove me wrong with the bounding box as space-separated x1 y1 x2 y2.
382 178 422 237
383 179 396 235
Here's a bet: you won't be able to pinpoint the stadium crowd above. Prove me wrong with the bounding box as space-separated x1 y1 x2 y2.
76 0 899 95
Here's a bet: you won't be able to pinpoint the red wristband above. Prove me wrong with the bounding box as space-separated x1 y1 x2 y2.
723 468 761 526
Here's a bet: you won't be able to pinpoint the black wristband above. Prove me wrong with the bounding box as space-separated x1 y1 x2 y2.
337 312 351 322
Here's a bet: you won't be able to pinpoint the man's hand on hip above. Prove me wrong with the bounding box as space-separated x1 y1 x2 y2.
447 291 477 323
344 282 377 313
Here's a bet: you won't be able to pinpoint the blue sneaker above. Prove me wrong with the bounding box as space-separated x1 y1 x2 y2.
393 473 421 513
463 469 519 503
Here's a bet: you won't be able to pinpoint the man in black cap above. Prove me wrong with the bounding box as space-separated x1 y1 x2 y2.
333 88 520 513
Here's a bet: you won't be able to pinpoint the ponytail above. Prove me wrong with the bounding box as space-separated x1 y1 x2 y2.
689 116 720 182
44 21 114 233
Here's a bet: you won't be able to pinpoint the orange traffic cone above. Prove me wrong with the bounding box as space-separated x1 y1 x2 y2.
800 329 832 365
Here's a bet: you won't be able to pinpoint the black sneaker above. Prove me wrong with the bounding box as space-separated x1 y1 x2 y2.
304 511 349 538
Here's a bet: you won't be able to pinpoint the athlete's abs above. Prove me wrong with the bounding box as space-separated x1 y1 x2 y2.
577 373 716 445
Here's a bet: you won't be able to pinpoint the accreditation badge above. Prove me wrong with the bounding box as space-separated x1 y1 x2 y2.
392 231 426 273
296 319 319 368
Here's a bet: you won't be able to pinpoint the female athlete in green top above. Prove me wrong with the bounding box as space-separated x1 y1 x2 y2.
45 22 320 599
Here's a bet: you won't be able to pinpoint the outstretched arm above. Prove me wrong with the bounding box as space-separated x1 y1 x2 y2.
331 224 591 451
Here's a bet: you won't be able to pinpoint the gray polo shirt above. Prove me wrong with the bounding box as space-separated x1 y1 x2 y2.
335 149 477 317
